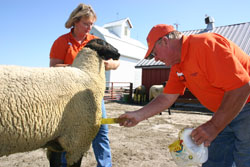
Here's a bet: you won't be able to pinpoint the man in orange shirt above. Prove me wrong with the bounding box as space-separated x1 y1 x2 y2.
119 24 250 167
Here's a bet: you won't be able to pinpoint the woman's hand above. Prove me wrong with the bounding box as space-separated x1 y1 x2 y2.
104 59 120 70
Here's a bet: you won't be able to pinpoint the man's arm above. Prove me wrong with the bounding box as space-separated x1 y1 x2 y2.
119 93 179 127
192 81 250 147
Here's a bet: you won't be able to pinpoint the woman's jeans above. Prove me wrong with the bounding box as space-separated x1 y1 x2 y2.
202 104 250 167
92 100 112 167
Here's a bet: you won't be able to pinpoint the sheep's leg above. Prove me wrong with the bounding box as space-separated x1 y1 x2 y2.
57 131 93 165
65 147 90 165
46 149 83 167
47 150 65 167
168 108 171 115
67 157 82 167
44 138 64 152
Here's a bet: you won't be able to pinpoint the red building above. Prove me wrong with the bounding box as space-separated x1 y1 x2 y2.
141 67 170 98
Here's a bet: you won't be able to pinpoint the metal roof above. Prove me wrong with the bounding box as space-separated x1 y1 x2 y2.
135 22 250 68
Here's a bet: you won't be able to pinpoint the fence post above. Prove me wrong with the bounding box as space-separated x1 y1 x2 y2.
129 83 133 103
111 82 114 100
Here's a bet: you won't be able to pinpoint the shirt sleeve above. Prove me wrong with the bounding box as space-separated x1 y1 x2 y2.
163 66 186 95
50 36 68 61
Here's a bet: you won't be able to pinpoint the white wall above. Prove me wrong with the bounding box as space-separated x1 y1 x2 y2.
108 26 122 38
106 56 141 88
134 68 142 88
91 25 147 89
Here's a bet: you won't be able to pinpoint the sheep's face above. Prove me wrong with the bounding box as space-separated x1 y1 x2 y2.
85 39 120 60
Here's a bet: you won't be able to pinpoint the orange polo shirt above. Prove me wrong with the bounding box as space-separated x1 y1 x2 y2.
50 29 97 65
164 33 250 112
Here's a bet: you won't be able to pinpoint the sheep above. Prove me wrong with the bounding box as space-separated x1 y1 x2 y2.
133 85 146 104
149 81 168 101
0 38 120 165
149 85 164 101
149 82 173 115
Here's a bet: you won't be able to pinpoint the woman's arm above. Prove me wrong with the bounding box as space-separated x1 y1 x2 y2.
50 58 70 67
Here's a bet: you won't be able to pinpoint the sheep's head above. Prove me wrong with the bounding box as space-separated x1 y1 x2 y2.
85 39 120 60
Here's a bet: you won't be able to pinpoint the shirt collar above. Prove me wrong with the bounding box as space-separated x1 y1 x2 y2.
172 35 189 71
180 35 189 64
69 28 92 45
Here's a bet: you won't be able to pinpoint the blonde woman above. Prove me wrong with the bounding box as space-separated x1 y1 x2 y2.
49 3 119 167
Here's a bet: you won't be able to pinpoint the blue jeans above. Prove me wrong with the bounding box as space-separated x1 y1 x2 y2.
92 100 112 167
60 100 112 167
202 104 250 167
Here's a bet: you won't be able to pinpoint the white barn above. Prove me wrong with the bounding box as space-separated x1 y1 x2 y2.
90 18 147 88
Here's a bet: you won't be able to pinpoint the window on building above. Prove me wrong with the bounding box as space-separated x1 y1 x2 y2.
124 27 128 36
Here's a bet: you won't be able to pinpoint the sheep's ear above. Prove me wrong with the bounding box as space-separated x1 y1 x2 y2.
85 39 120 60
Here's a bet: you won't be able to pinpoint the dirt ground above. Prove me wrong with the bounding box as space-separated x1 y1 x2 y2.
0 102 212 167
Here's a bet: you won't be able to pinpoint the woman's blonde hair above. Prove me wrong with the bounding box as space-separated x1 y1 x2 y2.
65 3 97 29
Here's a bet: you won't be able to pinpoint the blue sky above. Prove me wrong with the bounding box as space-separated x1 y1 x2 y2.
1 0 250 67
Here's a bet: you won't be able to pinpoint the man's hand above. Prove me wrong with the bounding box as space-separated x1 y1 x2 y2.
119 110 143 127
191 120 221 147
192 82 250 147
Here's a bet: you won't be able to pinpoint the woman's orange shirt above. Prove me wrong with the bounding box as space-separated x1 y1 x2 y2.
50 29 97 65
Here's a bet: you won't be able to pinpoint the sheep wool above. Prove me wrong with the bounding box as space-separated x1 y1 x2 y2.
0 41 118 165
149 85 164 101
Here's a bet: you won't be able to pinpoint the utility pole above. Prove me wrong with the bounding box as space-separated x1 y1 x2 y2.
174 23 180 30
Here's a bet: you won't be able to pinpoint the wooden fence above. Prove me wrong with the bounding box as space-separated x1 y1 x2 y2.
104 82 133 102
